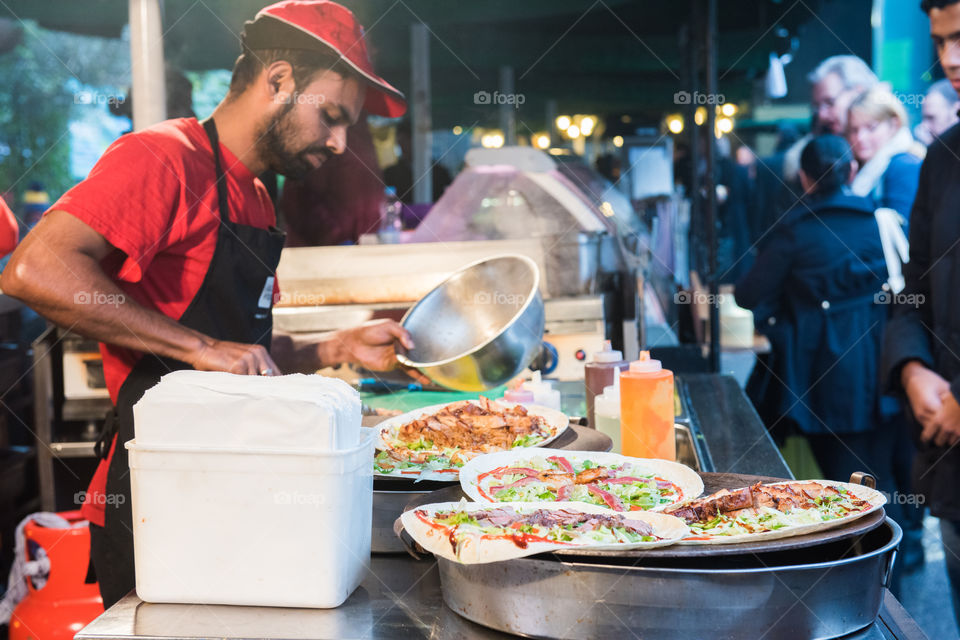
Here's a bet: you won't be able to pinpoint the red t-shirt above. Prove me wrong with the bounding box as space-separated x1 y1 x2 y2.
54 118 279 525
0 197 17 258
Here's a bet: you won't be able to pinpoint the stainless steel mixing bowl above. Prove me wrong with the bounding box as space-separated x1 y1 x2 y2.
395 255 545 391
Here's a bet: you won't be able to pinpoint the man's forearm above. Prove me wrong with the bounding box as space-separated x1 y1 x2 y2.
4 250 210 364
271 330 346 374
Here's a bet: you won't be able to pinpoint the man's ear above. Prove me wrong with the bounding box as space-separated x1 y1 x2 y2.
264 60 296 99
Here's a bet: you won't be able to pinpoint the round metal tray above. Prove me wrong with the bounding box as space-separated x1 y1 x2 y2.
436 519 901 640
401 472 888 559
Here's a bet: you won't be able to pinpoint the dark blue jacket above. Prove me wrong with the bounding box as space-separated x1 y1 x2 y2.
882 123 960 519
874 152 922 228
736 190 888 435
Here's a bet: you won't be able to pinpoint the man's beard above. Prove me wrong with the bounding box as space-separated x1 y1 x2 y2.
258 103 331 180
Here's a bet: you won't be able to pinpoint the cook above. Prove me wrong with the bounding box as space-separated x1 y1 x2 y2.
0 0 418 608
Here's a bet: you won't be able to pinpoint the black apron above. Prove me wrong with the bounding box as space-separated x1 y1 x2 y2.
90 118 285 607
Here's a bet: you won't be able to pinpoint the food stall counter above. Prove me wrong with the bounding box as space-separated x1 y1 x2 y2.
75 559 925 640
77 373 926 639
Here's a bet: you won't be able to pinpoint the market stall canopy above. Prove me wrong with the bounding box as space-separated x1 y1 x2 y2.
0 0 815 127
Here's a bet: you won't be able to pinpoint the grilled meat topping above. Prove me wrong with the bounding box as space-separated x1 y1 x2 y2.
395 397 550 451
664 482 868 524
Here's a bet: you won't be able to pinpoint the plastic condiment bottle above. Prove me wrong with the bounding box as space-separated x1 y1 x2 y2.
503 378 535 404
594 374 622 454
522 371 562 410
584 340 629 429
620 351 675 460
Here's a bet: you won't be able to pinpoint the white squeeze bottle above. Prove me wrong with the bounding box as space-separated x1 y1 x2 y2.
522 371 562 410
594 374 622 454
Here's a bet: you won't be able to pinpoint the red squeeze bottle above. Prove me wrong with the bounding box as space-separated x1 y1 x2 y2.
584 341 628 429
503 378 535 404
620 351 675 460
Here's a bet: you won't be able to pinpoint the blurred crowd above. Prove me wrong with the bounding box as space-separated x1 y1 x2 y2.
727 0 960 623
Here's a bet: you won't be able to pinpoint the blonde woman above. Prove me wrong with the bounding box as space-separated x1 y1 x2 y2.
847 85 925 223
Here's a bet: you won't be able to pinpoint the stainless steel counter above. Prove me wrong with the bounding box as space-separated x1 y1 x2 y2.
682 373 793 478
76 556 925 640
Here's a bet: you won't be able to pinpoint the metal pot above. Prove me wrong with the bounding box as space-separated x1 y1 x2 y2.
438 517 901 640
396 255 545 391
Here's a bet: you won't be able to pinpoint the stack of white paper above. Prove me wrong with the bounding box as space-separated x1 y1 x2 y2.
132 371 361 451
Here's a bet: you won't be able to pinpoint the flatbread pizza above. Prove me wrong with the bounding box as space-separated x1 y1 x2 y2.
664 480 886 544
459 450 703 512
400 500 689 563
374 398 568 480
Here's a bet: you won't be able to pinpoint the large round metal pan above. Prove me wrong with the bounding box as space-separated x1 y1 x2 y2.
402 472 888 558
437 518 901 640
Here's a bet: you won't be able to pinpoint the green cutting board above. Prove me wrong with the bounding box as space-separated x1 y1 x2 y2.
360 385 509 413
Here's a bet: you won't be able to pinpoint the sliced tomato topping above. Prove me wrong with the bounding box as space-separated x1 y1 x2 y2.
547 456 575 474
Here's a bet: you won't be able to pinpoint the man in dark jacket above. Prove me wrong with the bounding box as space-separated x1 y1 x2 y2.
882 0 960 628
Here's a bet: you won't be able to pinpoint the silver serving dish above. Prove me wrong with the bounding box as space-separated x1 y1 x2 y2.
437 517 899 640
396 255 545 391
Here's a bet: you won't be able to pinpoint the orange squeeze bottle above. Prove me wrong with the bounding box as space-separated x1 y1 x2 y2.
620 351 675 460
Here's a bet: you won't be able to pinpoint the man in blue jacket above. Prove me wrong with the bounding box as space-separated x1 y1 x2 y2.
882 0 960 628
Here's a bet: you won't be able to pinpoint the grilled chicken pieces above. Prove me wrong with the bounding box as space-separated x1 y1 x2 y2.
664 482 861 524
395 397 550 452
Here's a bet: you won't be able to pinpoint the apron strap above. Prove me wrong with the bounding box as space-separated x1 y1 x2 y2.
94 407 119 459
200 117 232 225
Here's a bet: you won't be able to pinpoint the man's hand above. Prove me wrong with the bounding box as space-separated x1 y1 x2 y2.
327 320 430 383
931 390 960 448
192 339 281 376
902 361 951 442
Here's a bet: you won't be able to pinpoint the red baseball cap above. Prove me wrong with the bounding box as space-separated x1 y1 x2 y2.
242 0 406 118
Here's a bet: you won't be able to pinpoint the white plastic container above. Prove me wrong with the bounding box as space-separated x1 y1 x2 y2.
126 429 374 608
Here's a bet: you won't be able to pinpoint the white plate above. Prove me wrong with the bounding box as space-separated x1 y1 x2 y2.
459 449 703 511
401 500 689 564
675 480 887 545
374 400 569 481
